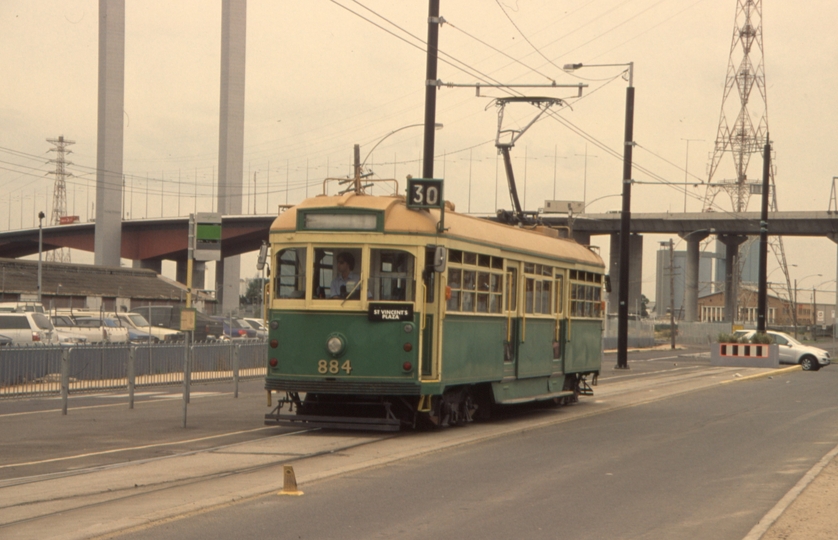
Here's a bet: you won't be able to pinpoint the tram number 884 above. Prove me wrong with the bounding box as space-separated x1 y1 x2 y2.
318 359 353 375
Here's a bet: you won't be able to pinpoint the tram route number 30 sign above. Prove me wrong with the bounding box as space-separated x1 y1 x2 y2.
406 178 444 210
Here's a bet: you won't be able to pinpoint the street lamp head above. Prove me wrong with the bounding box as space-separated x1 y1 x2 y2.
563 63 584 71
360 123 443 169
38 211 45 221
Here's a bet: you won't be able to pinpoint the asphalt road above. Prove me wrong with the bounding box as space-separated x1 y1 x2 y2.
110 359 838 540
1 345 836 539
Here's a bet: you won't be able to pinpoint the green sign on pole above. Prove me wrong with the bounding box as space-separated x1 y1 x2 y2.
193 212 222 262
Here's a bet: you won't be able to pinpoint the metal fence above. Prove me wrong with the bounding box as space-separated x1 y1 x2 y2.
602 318 656 350
0 340 267 399
675 322 733 345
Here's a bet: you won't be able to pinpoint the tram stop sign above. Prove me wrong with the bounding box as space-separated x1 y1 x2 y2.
192 212 222 262
406 178 444 210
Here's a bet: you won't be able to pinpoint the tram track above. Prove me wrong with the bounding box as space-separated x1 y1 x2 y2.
0 363 789 539
0 428 397 533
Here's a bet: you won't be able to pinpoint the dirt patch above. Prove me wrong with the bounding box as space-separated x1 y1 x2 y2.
761 457 838 540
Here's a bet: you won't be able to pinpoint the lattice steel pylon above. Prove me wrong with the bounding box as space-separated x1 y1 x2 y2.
701 0 793 321
46 135 74 263
703 0 770 211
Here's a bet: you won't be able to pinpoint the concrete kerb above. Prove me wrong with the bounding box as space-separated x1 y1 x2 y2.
719 364 802 385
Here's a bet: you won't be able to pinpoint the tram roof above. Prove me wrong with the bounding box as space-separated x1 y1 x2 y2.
271 193 603 268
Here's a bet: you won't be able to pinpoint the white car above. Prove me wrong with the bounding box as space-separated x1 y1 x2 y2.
241 317 267 339
0 312 86 346
52 315 119 344
734 330 830 371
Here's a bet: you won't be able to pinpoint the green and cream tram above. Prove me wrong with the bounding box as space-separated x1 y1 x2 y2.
264 190 605 430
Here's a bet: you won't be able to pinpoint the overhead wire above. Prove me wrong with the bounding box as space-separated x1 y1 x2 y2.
0 0 754 227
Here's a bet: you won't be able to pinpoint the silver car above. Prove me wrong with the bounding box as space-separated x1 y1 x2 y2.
735 330 830 371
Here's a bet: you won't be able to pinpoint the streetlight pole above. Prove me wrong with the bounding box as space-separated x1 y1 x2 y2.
37 211 45 305
617 64 635 369
563 61 634 369
422 0 441 179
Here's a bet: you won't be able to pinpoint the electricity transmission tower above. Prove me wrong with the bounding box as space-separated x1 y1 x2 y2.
701 0 792 322
46 135 74 263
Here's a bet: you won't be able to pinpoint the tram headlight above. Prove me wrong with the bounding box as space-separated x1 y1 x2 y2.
326 334 346 356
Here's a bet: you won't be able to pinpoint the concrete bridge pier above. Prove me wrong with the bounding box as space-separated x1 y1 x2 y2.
608 232 644 316
176 260 206 292
132 259 162 273
679 230 711 322
718 234 747 323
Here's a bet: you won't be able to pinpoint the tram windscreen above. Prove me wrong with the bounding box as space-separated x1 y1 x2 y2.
313 248 362 299
275 248 307 299
368 249 415 301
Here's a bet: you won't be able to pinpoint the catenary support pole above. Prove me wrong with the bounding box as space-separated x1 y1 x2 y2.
616 75 635 370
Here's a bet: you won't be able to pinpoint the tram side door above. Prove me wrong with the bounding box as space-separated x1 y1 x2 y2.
420 246 444 381
503 264 520 379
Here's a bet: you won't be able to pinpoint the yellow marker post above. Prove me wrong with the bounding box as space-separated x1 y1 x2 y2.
278 465 304 496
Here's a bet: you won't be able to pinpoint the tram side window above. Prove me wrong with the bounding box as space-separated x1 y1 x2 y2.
368 249 415 301
275 248 306 299
446 249 503 313
524 263 553 315
570 280 603 318
314 248 362 299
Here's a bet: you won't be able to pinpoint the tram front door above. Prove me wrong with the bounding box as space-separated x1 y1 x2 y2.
420 247 443 381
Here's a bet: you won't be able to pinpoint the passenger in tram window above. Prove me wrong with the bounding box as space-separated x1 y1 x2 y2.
330 252 360 298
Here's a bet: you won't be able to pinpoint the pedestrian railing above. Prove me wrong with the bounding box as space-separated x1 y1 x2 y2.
0 340 267 399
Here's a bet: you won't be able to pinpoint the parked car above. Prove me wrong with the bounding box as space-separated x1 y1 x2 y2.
130 306 222 342
0 334 12 346
0 312 86 346
241 317 267 339
0 302 45 313
118 312 183 342
52 315 101 343
734 330 831 371
74 317 130 343
127 327 159 344
211 316 257 340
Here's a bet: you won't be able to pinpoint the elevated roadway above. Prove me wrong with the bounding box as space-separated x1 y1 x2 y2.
0 214 275 262
543 210 838 238
2 211 837 316
4 211 836 262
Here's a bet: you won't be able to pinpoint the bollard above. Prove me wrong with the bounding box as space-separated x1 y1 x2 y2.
278 465 304 496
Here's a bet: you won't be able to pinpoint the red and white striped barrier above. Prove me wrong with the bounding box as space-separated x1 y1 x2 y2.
711 343 779 368
719 343 769 358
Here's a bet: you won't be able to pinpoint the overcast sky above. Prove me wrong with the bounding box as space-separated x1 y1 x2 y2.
2 0 837 303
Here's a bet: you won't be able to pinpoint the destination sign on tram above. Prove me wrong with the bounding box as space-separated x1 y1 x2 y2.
406 178 444 210
368 303 414 322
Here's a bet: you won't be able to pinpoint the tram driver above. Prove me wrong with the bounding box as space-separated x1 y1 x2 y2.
330 252 360 298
